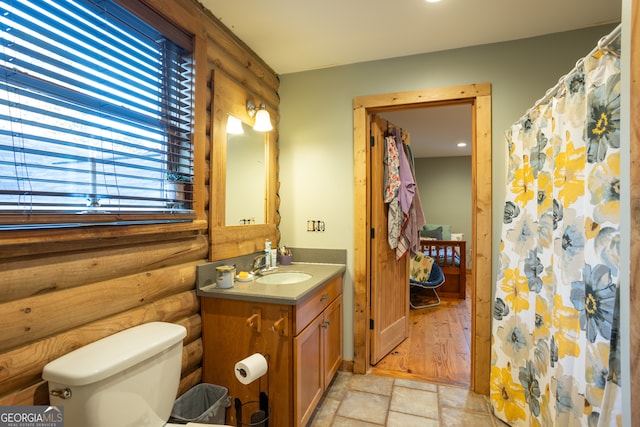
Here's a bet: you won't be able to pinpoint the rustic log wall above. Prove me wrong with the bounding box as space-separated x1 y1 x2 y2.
0 0 279 406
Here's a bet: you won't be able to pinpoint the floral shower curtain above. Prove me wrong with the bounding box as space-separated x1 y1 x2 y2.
490 28 621 427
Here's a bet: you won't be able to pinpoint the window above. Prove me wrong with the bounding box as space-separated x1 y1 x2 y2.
0 0 194 229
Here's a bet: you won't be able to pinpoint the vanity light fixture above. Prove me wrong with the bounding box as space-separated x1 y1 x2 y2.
226 115 244 134
246 100 273 132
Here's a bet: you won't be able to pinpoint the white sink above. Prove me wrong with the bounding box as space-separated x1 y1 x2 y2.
256 272 312 285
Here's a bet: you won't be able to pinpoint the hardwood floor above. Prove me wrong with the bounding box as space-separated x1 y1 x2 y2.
370 273 472 387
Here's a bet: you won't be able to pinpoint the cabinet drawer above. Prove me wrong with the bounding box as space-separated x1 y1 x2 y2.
293 275 342 335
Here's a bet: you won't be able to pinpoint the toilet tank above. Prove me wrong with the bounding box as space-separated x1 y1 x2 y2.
43 322 187 427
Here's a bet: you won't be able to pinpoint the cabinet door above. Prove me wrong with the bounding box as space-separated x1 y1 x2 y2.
322 296 342 388
202 298 293 427
294 315 323 427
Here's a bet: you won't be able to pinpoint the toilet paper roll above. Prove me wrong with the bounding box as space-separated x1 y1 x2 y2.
234 353 268 385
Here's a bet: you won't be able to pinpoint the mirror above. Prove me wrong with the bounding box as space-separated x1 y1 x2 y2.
225 117 266 225
210 69 279 261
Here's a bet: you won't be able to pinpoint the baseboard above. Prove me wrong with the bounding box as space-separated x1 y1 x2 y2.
340 359 354 373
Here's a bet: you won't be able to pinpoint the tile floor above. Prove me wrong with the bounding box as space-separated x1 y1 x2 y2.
309 371 510 426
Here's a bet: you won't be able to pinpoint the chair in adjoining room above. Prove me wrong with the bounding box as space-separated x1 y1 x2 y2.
409 252 446 309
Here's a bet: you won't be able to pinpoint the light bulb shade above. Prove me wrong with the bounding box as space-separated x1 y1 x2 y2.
226 115 244 134
253 108 273 132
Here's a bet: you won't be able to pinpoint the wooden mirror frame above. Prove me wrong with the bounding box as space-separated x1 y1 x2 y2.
210 69 279 260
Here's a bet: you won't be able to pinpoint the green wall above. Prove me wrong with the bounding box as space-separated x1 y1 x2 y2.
277 24 618 360
415 156 472 268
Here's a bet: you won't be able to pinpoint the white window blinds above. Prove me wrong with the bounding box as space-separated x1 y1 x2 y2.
0 0 194 229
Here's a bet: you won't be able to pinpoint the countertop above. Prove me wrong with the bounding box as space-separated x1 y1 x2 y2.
197 262 346 305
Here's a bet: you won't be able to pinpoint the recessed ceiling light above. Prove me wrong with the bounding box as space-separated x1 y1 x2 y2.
457 142 467 147
425 0 441 3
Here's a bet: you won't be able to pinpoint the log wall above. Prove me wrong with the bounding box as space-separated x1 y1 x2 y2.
0 0 279 406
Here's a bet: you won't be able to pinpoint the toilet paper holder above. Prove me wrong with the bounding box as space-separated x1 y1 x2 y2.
234 392 269 427
234 353 270 426
235 353 268 385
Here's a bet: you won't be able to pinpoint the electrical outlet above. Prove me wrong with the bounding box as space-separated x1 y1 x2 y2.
307 220 325 232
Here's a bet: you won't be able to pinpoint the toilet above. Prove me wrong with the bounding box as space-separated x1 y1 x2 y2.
42 322 230 427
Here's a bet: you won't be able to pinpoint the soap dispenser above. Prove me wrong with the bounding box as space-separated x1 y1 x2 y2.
264 238 272 269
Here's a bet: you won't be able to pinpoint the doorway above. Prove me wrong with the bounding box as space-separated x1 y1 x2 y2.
352 83 493 394
372 105 473 386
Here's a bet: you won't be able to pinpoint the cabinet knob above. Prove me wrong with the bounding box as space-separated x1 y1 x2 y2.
321 320 331 329
320 293 329 302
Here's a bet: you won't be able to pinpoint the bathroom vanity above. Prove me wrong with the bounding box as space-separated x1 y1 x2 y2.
199 263 345 427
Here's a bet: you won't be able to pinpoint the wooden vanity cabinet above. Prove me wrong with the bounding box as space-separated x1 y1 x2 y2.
201 274 343 427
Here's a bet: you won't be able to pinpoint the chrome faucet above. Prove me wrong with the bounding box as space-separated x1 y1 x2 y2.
252 253 268 275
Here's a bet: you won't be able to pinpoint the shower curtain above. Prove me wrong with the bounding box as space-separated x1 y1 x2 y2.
491 28 621 426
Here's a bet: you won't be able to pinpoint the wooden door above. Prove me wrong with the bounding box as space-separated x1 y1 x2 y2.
369 113 409 364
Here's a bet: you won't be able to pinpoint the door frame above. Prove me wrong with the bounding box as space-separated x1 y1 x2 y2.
352 83 492 394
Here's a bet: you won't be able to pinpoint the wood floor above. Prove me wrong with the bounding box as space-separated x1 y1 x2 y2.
370 272 472 387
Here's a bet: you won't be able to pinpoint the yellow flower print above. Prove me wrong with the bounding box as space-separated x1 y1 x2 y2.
534 295 551 339
490 365 526 423
552 294 581 359
501 267 530 313
511 155 535 207
555 132 586 208
585 217 601 240
588 151 620 224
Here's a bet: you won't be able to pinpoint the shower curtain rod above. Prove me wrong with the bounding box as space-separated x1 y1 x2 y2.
526 23 622 116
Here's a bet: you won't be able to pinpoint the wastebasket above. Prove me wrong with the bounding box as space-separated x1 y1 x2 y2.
169 383 231 424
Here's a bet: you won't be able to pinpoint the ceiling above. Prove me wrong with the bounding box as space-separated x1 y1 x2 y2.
198 0 620 157
381 104 472 158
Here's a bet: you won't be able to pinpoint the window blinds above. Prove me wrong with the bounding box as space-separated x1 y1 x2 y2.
0 0 194 228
